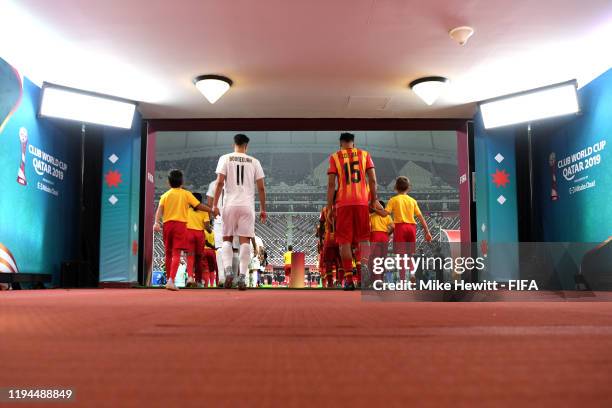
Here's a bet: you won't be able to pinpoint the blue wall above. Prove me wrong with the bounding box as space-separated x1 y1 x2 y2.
533 68 612 243
0 58 79 283
474 112 519 280
98 114 141 283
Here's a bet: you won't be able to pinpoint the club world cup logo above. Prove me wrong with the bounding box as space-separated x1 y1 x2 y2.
0 242 19 273
17 127 27 186
549 152 558 201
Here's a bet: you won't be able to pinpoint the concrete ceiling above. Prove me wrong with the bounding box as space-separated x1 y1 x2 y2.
1 0 611 119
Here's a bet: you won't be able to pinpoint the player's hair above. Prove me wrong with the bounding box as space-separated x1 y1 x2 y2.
168 169 183 188
193 192 202 202
339 132 355 143
395 176 411 192
379 199 385 208
288 245 293 251
234 133 250 146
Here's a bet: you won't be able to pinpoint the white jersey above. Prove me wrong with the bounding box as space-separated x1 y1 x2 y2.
215 152 264 208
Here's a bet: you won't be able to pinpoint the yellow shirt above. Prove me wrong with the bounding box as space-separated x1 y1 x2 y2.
187 208 208 231
283 251 292 266
370 213 393 233
386 194 421 224
159 188 200 223
205 230 215 248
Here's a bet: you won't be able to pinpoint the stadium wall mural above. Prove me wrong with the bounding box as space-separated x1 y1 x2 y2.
0 57 80 283
152 130 461 273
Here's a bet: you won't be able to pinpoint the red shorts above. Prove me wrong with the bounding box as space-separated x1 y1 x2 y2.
186 229 205 256
203 248 218 272
370 231 389 243
393 223 416 254
323 244 340 264
284 265 291 276
335 205 370 245
163 221 187 251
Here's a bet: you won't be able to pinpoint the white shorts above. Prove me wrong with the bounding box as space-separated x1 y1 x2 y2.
222 206 255 238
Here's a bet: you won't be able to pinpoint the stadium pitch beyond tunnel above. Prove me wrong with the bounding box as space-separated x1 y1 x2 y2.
151 130 461 289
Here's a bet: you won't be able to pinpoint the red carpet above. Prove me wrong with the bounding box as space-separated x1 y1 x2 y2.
1 289 612 407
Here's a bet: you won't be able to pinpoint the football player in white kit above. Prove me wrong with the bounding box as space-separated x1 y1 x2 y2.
212 134 267 290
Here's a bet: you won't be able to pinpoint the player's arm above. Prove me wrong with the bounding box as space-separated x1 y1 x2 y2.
194 202 212 212
417 213 432 241
326 174 336 223
154 204 164 232
366 167 378 208
372 200 388 217
212 173 226 217
256 178 267 223
206 194 214 220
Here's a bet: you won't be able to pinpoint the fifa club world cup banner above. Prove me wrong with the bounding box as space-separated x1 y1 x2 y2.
0 57 79 280
535 68 612 243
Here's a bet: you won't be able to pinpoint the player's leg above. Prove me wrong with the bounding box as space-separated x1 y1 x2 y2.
353 205 371 288
283 264 291 286
236 236 251 290
394 223 409 281
335 206 356 291
213 221 225 284
221 207 237 287
236 207 256 290
323 245 335 287
185 230 196 286
352 245 360 286
338 243 354 290
203 249 214 287
166 221 186 291
405 223 417 281
194 232 206 287
220 239 234 287
162 223 173 287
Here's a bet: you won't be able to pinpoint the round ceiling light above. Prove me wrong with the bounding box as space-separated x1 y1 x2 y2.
409 76 450 106
449 26 475 46
194 74 233 104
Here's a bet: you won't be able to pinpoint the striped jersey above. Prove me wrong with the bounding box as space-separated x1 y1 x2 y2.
327 148 375 207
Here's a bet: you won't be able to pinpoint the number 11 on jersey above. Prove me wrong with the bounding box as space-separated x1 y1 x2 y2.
236 164 245 186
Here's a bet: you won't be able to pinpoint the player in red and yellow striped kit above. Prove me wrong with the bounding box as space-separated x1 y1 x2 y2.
326 132 378 290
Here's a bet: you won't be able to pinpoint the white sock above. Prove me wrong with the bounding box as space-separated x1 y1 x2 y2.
239 243 250 277
221 241 234 275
